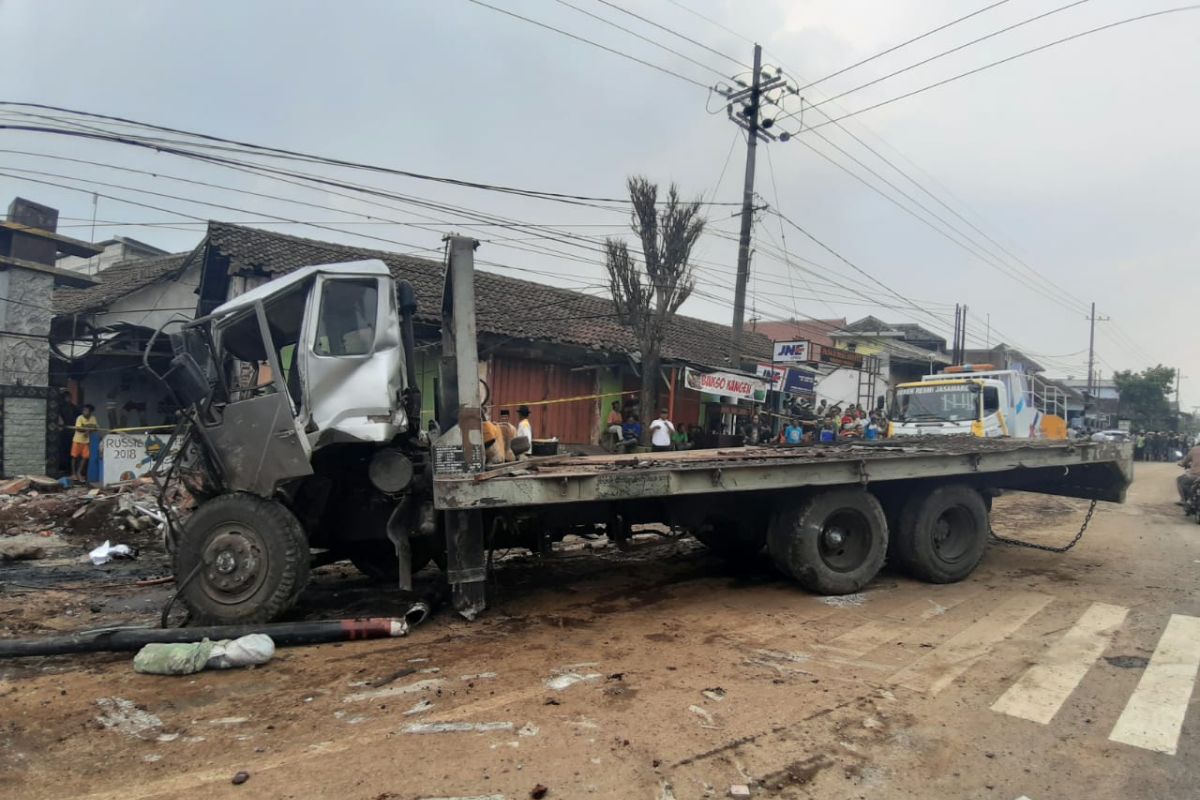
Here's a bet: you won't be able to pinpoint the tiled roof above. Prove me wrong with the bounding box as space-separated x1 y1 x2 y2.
53 252 191 315
752 318 846 349
203 222 769 369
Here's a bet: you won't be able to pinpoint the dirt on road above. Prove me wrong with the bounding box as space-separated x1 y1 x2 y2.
2 464 1198 800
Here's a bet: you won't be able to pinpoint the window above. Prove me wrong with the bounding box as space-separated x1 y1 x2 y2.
314 279 378 356
982 387 1000 415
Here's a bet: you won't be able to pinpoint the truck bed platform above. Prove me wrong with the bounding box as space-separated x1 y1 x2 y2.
433 438 1133 510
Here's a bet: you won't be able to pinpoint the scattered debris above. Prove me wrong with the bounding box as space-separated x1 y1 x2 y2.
95 697 165 740
728 785 751 798
1105 655 1149 669
543 697 560 706
820 593 867 608
517 722 540 737
544 671 602 691
344 678 445 703
404 699 435 716
88 540 136 566
402 721 515 735
460 672 498 681
530 784 549 799
688 705 717 728
0 539 45 562
208 717 249 726
231 771 251 785
702 688 726 702
416 795 505 800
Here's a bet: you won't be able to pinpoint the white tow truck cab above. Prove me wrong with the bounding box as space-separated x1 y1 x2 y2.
890 364 1068 440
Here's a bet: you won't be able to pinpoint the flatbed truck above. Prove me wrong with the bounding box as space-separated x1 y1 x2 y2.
147 236 1134 624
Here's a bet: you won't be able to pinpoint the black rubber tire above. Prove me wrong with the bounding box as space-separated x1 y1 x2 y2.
767 488 888 595
691 513 768 560
174 493 311 625
894 484 989 583
347 538 435 582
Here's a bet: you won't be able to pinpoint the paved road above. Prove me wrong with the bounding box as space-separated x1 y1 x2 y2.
2 463 1197 799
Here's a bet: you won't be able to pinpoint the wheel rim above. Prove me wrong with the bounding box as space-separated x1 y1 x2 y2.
818 510 873 572
930 505 974 564
200 523 268 605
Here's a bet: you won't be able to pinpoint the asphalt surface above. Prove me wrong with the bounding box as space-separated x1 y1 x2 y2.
1 462 1197 800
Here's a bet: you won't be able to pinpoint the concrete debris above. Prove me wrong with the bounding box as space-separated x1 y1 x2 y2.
702 688 726 702
402 721 515 735
343 678 445 703
404 699 435 716
544 671 602 691
820 593 867 608
728 785 751 798
0 539 45 561
460 672 498 681
657 780 678 800
95 697 165 740
517 722 540 737
688 704 717 727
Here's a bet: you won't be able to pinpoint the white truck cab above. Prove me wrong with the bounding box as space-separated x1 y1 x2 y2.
890 365 1067 440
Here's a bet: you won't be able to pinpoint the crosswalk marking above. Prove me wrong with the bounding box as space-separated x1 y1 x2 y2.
1109 614 1200 755
819 590 976 659
990 602 1128 724
890 592 1053 695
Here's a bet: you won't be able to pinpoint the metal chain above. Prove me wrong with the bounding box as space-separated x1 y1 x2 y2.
989 499 1098 553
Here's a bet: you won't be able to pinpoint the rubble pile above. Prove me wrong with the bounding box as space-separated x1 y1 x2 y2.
0 476 173 556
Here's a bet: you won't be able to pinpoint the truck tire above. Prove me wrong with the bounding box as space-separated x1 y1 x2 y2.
692 513 768 560
347 538 435 582
893 484 989 583
174 493 311 625
767 488 888 595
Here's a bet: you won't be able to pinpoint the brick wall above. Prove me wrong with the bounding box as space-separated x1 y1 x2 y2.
2 395 48 476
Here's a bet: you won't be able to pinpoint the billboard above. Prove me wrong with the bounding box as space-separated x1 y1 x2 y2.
772 340 811 363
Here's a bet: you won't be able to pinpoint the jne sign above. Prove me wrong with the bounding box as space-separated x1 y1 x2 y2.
772 340 810 363
684 368 766 402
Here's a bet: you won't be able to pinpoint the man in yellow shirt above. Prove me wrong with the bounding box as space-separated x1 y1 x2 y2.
71 404 99 483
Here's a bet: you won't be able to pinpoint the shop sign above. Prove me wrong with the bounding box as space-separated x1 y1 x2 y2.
757 364 817 396
685 368 766 403
814 344 864 368
772 340 811 363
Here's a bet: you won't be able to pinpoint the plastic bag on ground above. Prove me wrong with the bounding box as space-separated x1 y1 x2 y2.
89 540 136 566
133 635 275 675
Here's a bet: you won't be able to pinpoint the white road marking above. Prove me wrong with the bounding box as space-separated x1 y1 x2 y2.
819 590 976 659
1109 614 1200 755
991 602 1129 724
890 592 1053 695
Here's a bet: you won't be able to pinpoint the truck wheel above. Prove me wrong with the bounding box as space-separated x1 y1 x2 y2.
767 488 887 595
174 493 310 624
347 538 434 582
894 485 988 583
692 513 767 560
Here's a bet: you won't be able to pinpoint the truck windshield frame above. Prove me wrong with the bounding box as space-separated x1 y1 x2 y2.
893 384 981 423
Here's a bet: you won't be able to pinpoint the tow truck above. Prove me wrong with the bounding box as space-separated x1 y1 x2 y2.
146 236 1132 624
890 365 1069 440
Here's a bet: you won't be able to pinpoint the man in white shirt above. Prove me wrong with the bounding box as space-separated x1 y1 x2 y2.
649 409 675 453
516 405 534 457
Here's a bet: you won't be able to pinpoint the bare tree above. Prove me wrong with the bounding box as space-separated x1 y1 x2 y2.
604 176 706 440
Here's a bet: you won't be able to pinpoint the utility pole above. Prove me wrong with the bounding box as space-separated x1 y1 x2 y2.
728 43 762 367
1086 302 1097 404
716 45 794 366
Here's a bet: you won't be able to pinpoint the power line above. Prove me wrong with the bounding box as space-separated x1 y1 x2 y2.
592 0 749 69
461 0 711 89
551 0 728 79
806 0 1093 110
795 0 1016 93
807 5 1200 129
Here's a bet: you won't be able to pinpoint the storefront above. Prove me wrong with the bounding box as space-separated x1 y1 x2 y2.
681 367 768 445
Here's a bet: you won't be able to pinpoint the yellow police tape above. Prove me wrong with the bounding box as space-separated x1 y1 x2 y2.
488 389 639 409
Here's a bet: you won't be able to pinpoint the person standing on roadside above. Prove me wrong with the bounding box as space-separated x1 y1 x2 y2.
71 403 99 483
649 409 675 453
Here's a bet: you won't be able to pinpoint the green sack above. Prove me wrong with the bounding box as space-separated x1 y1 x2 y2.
133 640 216 675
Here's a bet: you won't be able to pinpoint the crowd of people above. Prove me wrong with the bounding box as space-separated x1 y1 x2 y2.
1135 431 1192 462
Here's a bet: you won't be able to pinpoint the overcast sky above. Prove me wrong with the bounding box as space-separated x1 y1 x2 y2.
2 0 1196 408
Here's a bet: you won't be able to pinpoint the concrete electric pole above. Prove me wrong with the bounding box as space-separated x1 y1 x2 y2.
715 45 796 366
